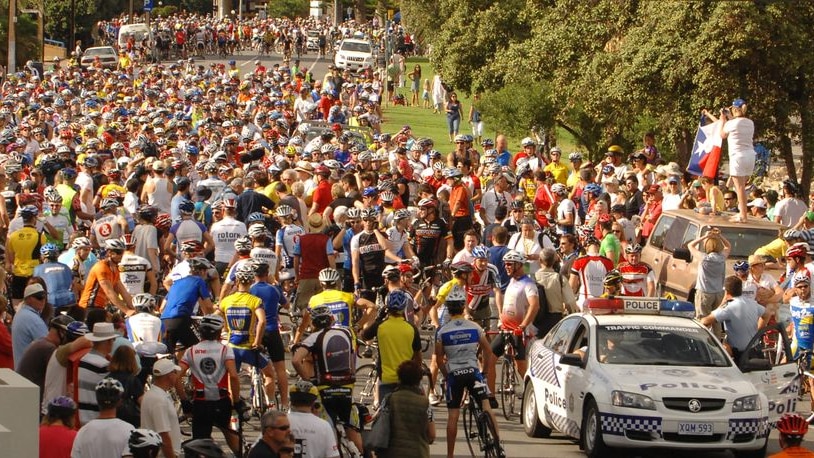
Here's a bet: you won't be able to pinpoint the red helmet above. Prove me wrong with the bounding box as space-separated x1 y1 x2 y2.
786 243 808 259
154 213 172 231
776 413 808 438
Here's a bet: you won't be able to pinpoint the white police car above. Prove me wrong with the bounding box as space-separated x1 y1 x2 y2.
522 297 798 457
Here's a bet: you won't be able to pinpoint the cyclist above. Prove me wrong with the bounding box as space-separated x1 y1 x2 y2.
602 269 624 297
493 250 538 378
43 186 72 249
274 204 305 279
770 413 814 457
119 234 158 296
126 429 163 458
131 205 161 278
177 314 245 455
249 223 279 280
410 198 454 267
71 378 134 457
126 294 163 348
210 197 247 276
617 244 656 297
90 198 128 249
291 305 362 454
160 257 216 355
164 198 214 262
165 240 221 296
78 238 133 316
789 270 814 411
351 207 393 301
220 236 254 298
6 205 48 308
33 243 76 312
293 267 375 345
250 259 291 409
435 286 502 458
220 263 278 409
468 245 502 331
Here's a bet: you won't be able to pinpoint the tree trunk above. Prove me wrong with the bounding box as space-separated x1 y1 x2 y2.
674 128 692 168
800 89 814 204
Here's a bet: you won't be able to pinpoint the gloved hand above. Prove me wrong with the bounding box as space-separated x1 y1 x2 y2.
181 399 193 415
234 399 250 421
512 327 524 337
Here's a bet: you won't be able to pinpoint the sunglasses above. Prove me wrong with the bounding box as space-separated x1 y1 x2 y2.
31 293 46 301
268 424 290 431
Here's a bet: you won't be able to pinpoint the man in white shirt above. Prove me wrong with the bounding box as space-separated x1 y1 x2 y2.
774 180 807 227
479 172 513 226
209 198 247 275
288 381 340 458
71 377 134 458
141 360 183 458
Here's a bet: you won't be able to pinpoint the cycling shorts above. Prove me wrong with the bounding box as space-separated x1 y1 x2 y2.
262 330 286 363
233 347 269 370
318 385 358 430
10 275 30 300
490 331 526 361
162 317 199 352
192 398 232 439
445 367 489 409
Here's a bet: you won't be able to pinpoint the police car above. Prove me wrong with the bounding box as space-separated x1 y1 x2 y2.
522 297 798 457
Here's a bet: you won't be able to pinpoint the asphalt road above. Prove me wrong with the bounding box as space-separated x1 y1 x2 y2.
170 47 335 81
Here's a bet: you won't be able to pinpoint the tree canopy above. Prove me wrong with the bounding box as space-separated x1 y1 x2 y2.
406 0 814 194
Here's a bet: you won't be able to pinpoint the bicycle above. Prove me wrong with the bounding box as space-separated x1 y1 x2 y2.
462 386 504 458
354 340 379 406
248 347 280 417
486 327 521 420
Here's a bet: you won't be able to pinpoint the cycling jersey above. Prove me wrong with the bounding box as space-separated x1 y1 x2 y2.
385 226 409 260
501 275 537 333
118 253 152 296
790 295 814 356
250 246 278 276
197 177 227 203
617 261 655 297
437 279 466 327
436 317 483 372
250 281 286 333
91 213 124 246
78 260 119 309
410 218 449 266
468 264 500 311
371 316 421 385
33 261 76 308
309 289 355 328
182 340 235 401
210 217 247 263
43 208 72 248
8 226 46 276
571 255 615 309
161 275 211 319
350 231 386 289
220 292 263 349
126 313 163 345
224 258 252 284
170 219 207 255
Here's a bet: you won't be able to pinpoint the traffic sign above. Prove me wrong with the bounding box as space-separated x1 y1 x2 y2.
143 0 153 12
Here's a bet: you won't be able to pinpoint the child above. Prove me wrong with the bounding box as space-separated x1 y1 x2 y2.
422 78 430 109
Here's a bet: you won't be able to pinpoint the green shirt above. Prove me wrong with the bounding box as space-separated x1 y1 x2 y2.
600 233 621 265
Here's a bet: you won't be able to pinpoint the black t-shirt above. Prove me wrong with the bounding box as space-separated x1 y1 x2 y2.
247 439 280 458
329 197 356 212
236 189 275 223
410 217 449 266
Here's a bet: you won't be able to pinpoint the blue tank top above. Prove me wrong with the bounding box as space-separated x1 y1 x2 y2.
33 262 76 308
250 282 285 332
791 298 814 353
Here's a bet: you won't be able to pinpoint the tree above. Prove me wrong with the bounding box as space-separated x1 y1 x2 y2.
45 0 128 46
0 0 41 65
267 0 309 19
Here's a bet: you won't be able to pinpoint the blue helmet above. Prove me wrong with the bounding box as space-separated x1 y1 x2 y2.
247 212 266 224
40 243 60 259
584 183 602 195
733 260 749 272
386 290 411 312
471 245 489 259
178 199 195 213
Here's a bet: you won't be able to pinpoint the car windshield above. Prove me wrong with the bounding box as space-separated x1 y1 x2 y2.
596 324 730 367
341 41 370 53
84 48 113 56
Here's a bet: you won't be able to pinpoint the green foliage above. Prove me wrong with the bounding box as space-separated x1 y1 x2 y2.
267 0 310 19
476 81 556 140
152 6 179 17
45 0 128 46
178 0 211 14
0 1 41 66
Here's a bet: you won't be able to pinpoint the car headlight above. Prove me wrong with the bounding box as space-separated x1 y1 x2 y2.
611 391 656 410
732 395 760 412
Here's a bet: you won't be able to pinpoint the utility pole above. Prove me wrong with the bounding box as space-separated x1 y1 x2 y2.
8 0 16 73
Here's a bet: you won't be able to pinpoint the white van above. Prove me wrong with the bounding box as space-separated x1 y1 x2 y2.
117 23 152 50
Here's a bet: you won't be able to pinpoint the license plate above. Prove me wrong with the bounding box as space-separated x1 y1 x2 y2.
677 422 714 435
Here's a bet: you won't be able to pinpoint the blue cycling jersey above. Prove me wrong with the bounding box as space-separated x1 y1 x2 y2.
791 296 814 354
33 261 76 308
161 275 210 319
250 281 287 332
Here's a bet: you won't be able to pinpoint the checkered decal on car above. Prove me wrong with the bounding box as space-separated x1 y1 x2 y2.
727 418 769 440
543 404 581 438
600 413 662 436
529 344 560 388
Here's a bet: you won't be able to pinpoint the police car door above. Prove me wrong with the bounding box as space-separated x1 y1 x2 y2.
529 316 579 435
739 323 798 423
559 320 591 438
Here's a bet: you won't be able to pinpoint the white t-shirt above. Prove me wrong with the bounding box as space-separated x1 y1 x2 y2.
480 188 512 225
141 385 183 456
386 227 409 260
75 172 94 215
724 117 756 157
211 217 248 263
775 197 807 228
743 272 778 302
126 313 164 346
71 417 133 458
288 410 341 458
251 246 279 276
501 275 538 335
556 199 576 234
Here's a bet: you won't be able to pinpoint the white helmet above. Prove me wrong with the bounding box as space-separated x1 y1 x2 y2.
502 250 526 264
318 268 340 284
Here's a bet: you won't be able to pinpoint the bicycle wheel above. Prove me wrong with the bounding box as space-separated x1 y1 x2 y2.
463 401 478 457
478 411 503 458
500 358 519 420
251 369 268 416
354 364 377 406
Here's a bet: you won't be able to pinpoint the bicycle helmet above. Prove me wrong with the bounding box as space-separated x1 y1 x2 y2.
247 212 266 224
393 209 411 221
733 260 750 272
154 213 172 231
40 243 60 259
471 245 489 259
451 261 474 275
289 379 319 403
121 234 135 247
71 237 92 249
318 268 340 284
584 183 602 195
235 263 256 283
310 304 333 328
129 429 163 451
481 138 495 147
382 264 401 280
234 236 253 252
786 243 808 259
386 289 410 312
188 257 214 271
248 223 268 238
625 244 643 254
502 250 526 264
179 239 206 255
46 396 77 419
44 186 62 203
221 198 237 209
19 205 38 219
784 229 803 241
551 183 567 196
607 145 624 155
444 167 463 179
568 152 583 161
132 294 156 312
361 207 378 220
445 285 467 310
136 205 158 222
95 377 124 406
178 199 195 214
66 321 88 340
417 198 436 208
275 205 294 218
380 191 395 202
181 438 226 458
603 269 623 286
199 314 225 336
104 238 126 252
776 413 808 438
794 270 811 286
50 314 75 332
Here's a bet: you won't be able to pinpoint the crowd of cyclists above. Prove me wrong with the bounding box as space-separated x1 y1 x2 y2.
2 6 814 458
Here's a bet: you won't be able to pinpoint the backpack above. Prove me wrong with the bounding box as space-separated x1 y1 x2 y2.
313 327 356 385
532 280 562 338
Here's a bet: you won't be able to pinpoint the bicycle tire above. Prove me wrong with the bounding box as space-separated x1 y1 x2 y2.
500 357 518 420
478 411 503 458
354 363 377 406
251 369 268 416
463 399 478 457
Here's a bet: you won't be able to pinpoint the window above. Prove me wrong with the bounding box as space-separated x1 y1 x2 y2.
341 41 371 53
546 317 579 355
680 223 699 249
648 215 675 250
661 217 689 252
567 323 589 355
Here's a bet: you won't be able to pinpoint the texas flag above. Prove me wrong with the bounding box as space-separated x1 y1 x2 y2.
686 118 723 178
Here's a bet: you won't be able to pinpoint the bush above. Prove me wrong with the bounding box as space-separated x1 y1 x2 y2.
477 81 557 140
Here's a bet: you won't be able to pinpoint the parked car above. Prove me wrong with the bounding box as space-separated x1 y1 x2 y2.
80 46 118 69
334 38 375 72
640 209 781 301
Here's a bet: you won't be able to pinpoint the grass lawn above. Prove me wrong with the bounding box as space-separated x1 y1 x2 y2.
381 57 579 152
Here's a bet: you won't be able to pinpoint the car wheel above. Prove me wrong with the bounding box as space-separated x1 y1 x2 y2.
522 380 551 438
581 398 611 458
733 438 768 458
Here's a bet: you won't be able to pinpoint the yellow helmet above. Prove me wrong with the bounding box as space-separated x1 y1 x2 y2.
607 145 624 154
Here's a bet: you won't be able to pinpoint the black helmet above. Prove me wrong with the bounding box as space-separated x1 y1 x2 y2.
181 438 226 458
310 305 333 329
95 377 124 407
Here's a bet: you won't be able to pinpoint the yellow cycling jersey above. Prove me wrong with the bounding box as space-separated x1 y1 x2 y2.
309 289 356 328
220 292 263 349
9 226 47 276
437 278 466 304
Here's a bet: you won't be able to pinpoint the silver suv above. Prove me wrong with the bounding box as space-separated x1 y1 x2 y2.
334 39 374 72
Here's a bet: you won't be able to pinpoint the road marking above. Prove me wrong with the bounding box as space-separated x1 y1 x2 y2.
308 54 322 72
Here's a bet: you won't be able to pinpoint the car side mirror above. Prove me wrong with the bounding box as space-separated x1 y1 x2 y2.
559 353 584 367
740 358 772 372
673 247 692 263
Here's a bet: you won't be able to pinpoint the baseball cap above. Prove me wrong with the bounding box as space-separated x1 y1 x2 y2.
747 198 767 209
24 283 45 298
152 359 181 377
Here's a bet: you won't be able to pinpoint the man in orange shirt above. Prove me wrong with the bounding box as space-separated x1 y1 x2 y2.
78 239 133 317
446 167 472 251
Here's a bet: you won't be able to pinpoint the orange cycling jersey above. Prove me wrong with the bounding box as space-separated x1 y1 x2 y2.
770 447 814 458
78 260 119 309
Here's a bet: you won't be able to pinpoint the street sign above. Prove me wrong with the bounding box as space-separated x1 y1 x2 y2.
143 0 153 12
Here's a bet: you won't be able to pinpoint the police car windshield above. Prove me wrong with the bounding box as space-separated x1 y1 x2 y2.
596 325 730 367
